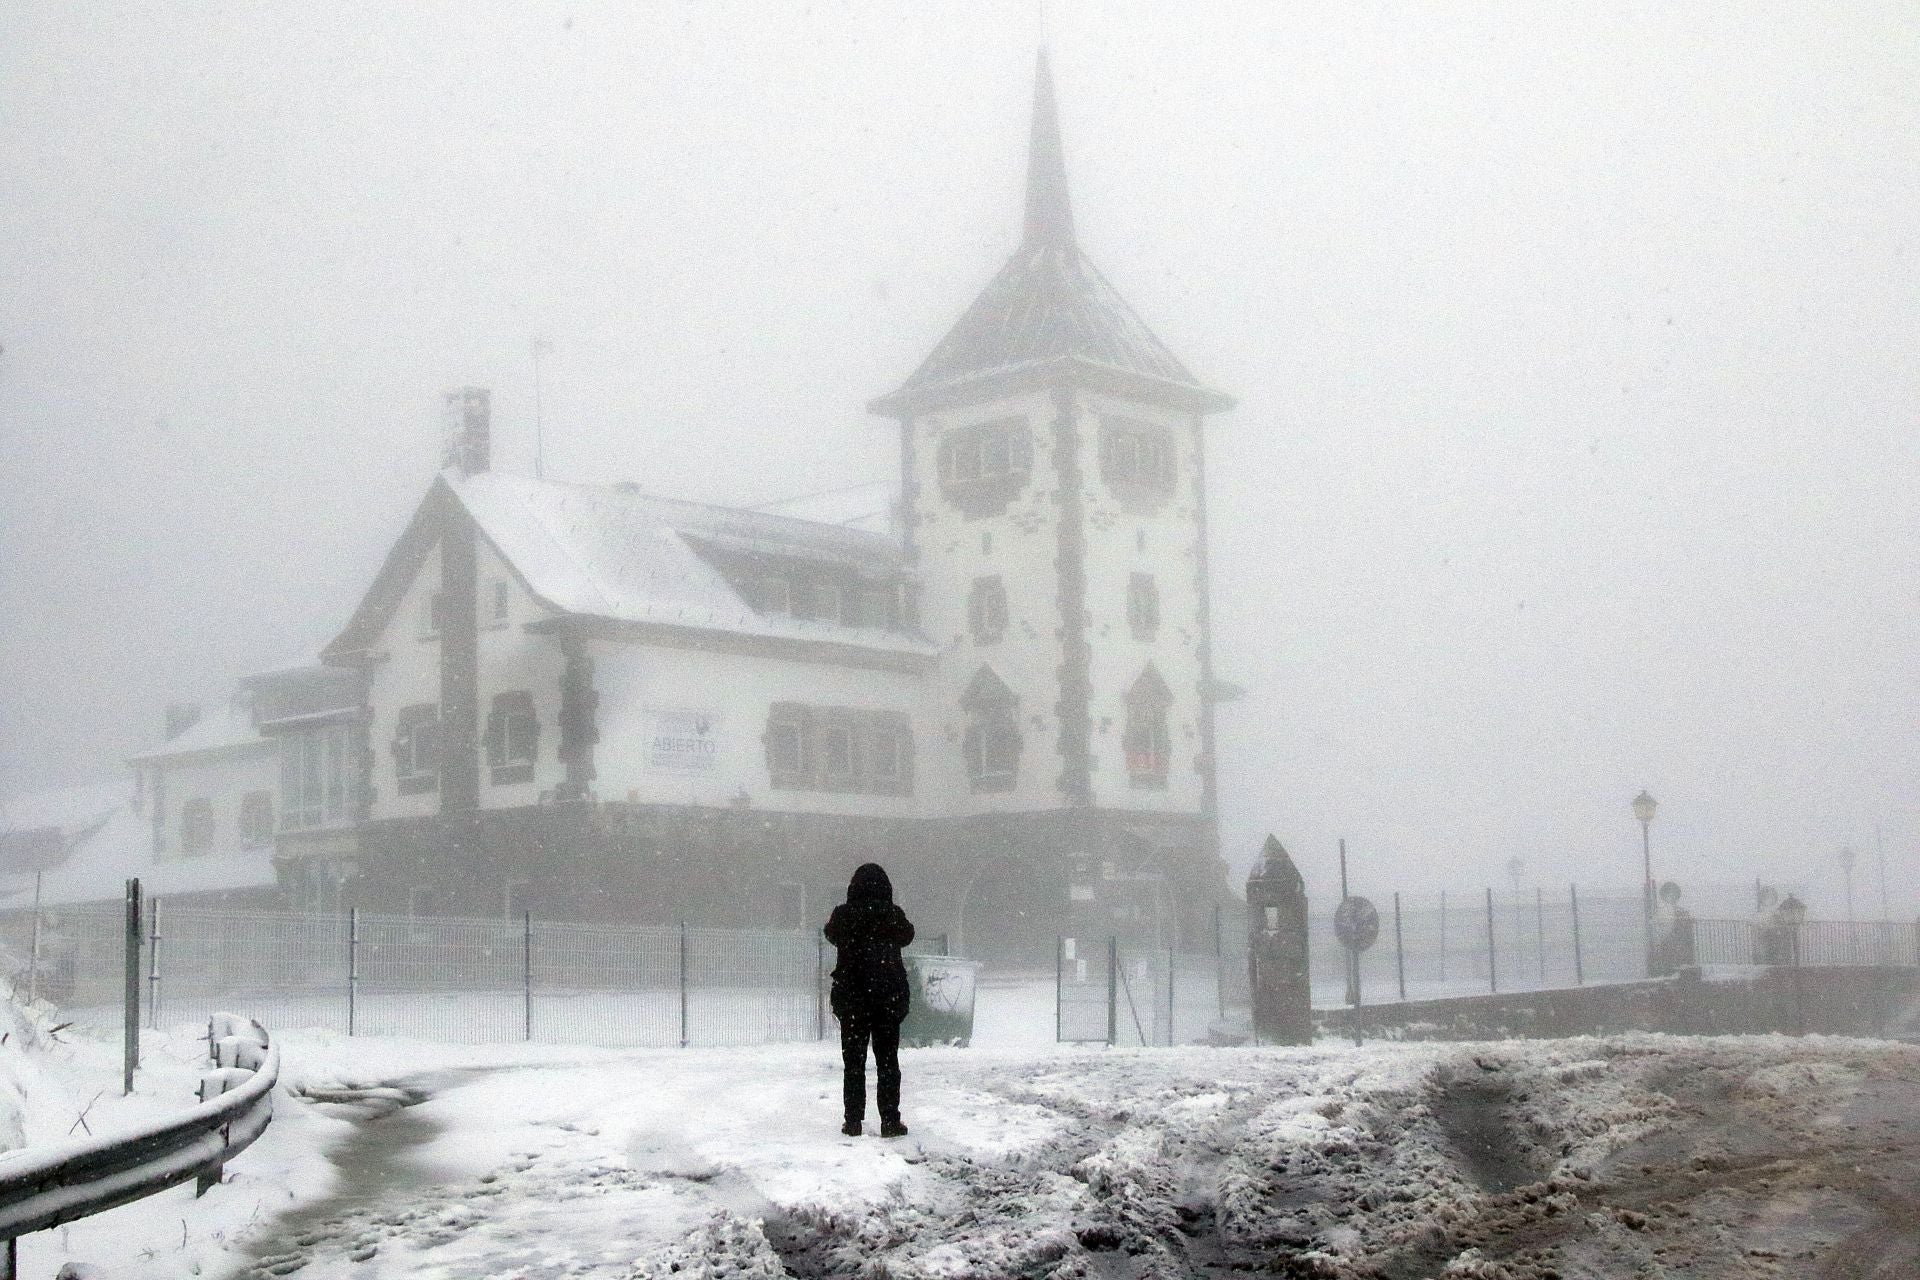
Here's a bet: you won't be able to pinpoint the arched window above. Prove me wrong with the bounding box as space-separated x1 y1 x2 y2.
962 666 1021 793
1123 665 1173 789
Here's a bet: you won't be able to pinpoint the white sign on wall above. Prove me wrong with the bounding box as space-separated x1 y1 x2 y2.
644 708 722 773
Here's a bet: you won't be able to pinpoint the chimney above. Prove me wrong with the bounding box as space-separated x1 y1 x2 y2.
442 387 491 475
164 702 202 741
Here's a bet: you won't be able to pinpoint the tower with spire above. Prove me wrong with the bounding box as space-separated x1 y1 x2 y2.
872 51 1235 958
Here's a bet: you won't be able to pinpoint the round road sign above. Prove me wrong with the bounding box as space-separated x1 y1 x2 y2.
1333 896 1380 952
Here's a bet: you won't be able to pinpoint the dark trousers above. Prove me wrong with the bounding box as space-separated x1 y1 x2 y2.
840 1013 902 1124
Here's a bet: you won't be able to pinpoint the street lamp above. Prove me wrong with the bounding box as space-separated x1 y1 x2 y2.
1632 790 1657 976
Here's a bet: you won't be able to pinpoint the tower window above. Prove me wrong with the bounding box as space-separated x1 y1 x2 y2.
1100 418 1176 501
1127 573 1160 642
1123 665 1173 789
961 666 1021 793
968 575 1008 645
937 418 1033 517
393 703 442 795
484 690 541 785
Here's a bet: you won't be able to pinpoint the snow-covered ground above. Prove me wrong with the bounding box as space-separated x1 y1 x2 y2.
6 981 1919 1279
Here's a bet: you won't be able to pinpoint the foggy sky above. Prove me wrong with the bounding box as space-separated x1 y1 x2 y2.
2 1 1915 915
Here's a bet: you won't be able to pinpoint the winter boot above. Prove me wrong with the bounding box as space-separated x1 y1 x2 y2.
841 1119 862 1137
879 1117 908 1138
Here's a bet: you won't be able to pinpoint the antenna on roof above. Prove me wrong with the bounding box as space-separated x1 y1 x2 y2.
531 337 554 480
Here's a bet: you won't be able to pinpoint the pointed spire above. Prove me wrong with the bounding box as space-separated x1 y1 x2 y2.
1024 48 1074 246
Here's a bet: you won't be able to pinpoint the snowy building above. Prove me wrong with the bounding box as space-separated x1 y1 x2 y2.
0 701 283 917
159 53 1234 959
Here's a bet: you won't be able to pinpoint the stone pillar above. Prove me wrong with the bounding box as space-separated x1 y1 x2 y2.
1247 835 1311 1045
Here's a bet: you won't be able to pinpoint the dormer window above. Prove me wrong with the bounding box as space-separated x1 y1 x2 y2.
753 577 792 616
938 418 1032 517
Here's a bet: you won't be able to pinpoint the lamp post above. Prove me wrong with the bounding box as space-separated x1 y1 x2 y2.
1632 790 1658 977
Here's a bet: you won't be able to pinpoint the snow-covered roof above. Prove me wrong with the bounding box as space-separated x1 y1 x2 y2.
454 472 930 655
0 804 276 908
129 698 267 762
0 781 126 838
326 473 934 666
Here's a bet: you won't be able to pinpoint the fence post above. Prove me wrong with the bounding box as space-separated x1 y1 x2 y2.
347 906 358 1037
1484 887 1498 994
523 911 533 1042
1393 892 1406 1001
1438 889 1448 982
678 922 689 1049
1106 936 1118 1047
1166 942 1176 1046
1054 937 1063 1043
147 896 163 1030
1535 887 1546 986
1214 903 1225 1020
27 869 44 1007
1570 884 1584 985
122 878 142 1095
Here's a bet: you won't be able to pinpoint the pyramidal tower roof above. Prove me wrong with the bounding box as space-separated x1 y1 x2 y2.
871 50 1232 417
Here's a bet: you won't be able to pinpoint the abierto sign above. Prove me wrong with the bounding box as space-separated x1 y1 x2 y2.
644 708 722 774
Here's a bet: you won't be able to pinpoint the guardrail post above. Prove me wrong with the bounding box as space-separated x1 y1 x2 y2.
523 911 533 1042
678 922 689 1049
123 878 142 1095
347 906 359 1037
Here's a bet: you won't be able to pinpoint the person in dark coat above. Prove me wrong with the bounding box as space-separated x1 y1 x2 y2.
823 862 915 1137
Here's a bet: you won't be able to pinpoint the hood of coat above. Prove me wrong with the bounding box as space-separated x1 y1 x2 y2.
846 862 894 905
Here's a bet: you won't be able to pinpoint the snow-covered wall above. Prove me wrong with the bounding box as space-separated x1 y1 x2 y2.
591 640 925 817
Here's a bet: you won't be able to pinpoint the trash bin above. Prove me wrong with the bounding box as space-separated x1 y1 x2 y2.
901 954 980 1047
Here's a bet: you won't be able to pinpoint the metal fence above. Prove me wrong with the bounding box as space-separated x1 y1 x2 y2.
1314 888 1654 1004
1056 937 1225 1046
0 904 834 1049
1691 917 1920 969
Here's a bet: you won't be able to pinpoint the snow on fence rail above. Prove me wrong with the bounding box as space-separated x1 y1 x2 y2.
0 1013 277 1279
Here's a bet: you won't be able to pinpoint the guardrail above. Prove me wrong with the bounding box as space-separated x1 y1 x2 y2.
0 1013 278 1279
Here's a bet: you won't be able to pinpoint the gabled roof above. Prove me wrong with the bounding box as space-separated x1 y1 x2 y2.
324 471 934 665
0 805 276 909
872 50 1231 418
